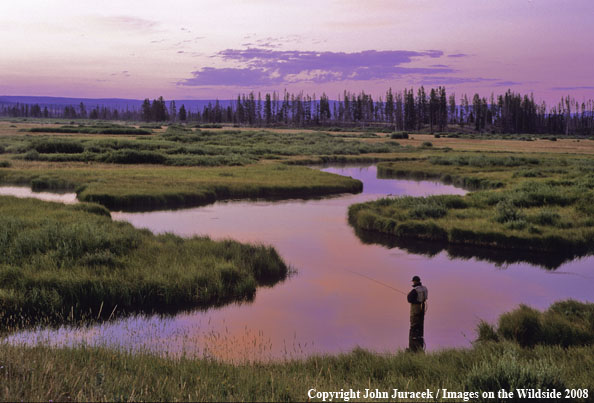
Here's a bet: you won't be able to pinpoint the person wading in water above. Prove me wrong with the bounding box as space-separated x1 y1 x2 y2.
407 275 428 352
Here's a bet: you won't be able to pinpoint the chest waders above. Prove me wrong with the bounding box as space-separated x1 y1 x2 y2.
409 285 428 352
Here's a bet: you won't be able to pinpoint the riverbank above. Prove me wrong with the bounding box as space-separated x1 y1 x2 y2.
349 152 594 257
0 196 288 325
0 161 363 210
0 125 392 210
1 301 592 402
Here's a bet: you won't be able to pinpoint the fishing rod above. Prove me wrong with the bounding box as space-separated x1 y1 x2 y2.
345 269 408 295
347 269 429 313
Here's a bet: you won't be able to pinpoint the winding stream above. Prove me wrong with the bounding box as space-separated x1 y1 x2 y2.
2 165 593 362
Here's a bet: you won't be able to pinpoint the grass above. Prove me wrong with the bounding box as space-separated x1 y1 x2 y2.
477 300 594 348
0 196 288 326
3 126 403 167
0 162 362 210
0 301 592 402
0 125 408 210
349 151 594 263
0 121 593 400
28 124 152 135
390 133 594 155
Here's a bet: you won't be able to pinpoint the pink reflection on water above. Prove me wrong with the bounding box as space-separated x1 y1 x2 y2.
0 186 77 204
5 166 594 362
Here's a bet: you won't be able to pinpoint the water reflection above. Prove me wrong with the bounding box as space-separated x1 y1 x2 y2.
0 186 77 204
4 166 594 362
352 227 584 270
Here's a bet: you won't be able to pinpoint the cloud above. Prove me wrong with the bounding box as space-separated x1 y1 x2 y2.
180 67 277 86
254 42 282 49
415 76 497 86
95 16 158 32
551 86 594 91
110 71 131 78
447 53 470 58
495 81 523 87
253 35 306 48
180 48 452 87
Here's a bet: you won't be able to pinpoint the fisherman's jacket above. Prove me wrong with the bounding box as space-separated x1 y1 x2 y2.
407 284 428 304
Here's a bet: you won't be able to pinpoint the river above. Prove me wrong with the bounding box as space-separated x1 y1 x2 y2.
2 165 593 362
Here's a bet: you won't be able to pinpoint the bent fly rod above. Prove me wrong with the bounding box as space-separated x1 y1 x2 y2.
346 269 407 295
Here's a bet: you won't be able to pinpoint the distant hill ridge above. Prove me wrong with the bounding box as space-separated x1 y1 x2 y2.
0 96 233 111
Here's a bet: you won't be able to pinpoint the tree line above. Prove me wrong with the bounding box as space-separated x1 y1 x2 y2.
2 88 593 135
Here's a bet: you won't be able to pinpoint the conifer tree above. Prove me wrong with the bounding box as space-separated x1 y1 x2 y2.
178 104 187 121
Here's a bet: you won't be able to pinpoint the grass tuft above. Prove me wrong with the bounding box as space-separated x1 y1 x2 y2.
477 300 594 348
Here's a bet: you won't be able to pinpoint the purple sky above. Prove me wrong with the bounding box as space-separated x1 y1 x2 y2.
1 0 593 103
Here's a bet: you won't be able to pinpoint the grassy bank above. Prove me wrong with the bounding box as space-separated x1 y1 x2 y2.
1 301 592 402
0 125 404 210
0 161 363 210
349 152 594 260
0 196 288 325
476 300 594 347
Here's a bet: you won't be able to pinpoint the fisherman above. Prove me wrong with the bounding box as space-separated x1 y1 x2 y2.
407 275 428 352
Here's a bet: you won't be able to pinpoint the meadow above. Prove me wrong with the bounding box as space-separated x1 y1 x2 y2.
2 122 594 297
2 122 401 166
0 122 403 209
0 161 363 210
0 300 592 402
0 121 395 323
1 120 593 401
348 151 594 260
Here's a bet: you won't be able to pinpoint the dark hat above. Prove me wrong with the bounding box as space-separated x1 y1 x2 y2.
412 275 421 282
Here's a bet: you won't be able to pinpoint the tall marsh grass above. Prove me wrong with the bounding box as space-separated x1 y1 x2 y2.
351 154 594 260
0 301 591 402
0 196 288 325
477 300 594 348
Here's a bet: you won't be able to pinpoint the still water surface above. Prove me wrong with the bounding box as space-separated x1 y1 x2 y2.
0 186 77 204
3 166 593 362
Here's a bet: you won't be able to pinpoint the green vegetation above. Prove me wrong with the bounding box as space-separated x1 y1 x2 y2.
1 126 411 209
391 132 409 139
0 196 288 325
349 152 594 259
3 126 402 167
194 123 224 128
1 301 592 402
0 163 362 210
1 122 593 401
6 88 594 137
477 300 594 348
28 124 152 135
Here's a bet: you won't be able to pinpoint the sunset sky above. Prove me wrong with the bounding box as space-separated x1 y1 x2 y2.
1 0 593 102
